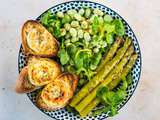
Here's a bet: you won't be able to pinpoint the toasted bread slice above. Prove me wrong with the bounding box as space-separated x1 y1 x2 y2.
28 57 62 86
15 66 36 93
61 73 78 92
21 20 59 57
36 73 78 111
36 92 59 111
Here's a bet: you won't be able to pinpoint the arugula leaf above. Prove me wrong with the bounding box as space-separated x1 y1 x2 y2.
58 49 70 65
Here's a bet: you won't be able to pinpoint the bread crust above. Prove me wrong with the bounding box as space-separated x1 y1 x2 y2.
21 20 59 57
36 92 64 111
36 73 78 111
28 57 62 86
15 66 36 93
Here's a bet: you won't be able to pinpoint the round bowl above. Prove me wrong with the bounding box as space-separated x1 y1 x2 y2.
18 1 142 120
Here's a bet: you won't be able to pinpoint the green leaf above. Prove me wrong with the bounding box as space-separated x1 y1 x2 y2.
106 91 115 104
40 11 52 26
112 19 125 36
74 49 92 70
104 23 115 33
92 106 110 116
65 65 76 73
58 49 70 65
67 44 78 59
78 78 88 87
109 106 118 116
54 20 61 38
40 11 56 27
126 72 132 85
116 90 127 101
62 14 71 24
92 16 99 34
97 87 109 98
106 33 114 45
104 14 113 22
90 53 102 70
66 106 78 114
96 85 127 117
121 77 128 90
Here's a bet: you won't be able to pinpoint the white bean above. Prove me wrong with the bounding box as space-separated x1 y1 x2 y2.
81 21 88 29
93 8 104 16
64 23 71 31
69 28 77 37
84 32 91 41
56 11 64 18
71 21 79 28
79 9 85 15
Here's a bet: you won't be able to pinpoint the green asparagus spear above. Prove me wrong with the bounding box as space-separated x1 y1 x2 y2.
108 54 138 89
75 45 133 113
79 53 138 117
96 37 122 72
70 38 131 107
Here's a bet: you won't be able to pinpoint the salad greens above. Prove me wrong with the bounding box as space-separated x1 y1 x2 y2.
40 7 128 117
40 9 125 88
92 73 132 116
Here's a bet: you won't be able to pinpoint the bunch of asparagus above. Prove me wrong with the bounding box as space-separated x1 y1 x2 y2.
69 37 138 117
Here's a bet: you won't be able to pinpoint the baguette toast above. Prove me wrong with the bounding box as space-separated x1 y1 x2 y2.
36 73 78 111
15 66 36 93
21 20 59 57
28 57 62 86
